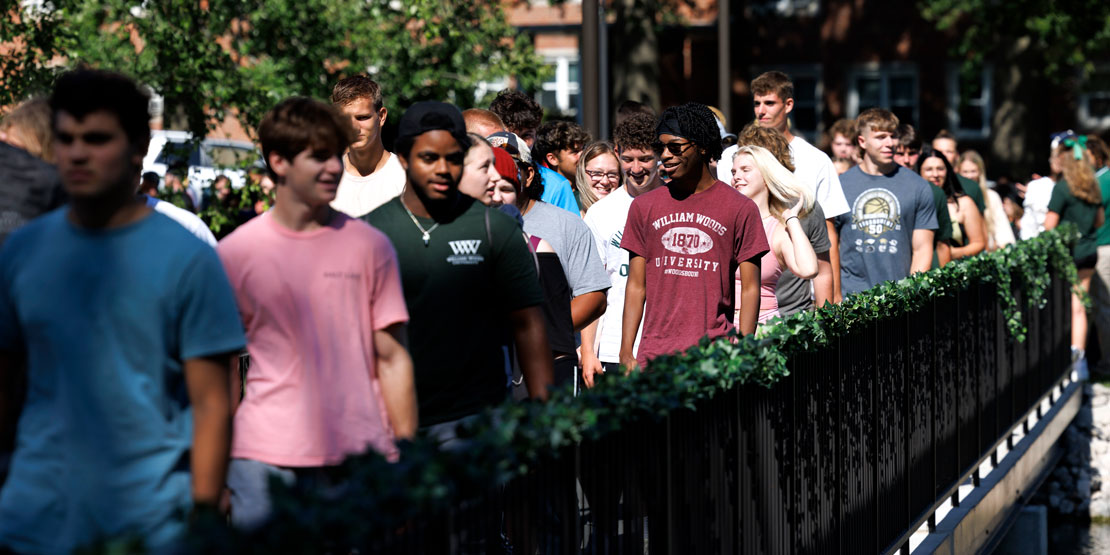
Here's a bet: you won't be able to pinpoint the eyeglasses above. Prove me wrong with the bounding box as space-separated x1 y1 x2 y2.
652 140 694 157
585 169 620 181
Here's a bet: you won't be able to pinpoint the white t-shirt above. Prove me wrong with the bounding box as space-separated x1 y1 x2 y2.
144 195 216 247
1020 176 1056 240
330 152 406 218
582 186 642 363
716 136 849 219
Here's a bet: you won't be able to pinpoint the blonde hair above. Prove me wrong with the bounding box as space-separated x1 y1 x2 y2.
734 145 813 221
574 141 622 212
1054 144 1101 205
0 97 53 163
958 150 1003 248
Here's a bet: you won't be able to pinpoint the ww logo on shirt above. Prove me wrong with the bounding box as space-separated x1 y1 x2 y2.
446 239 485 265
448 240 482 255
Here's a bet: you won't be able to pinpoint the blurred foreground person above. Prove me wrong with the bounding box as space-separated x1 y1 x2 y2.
621 103 769 370
364 102 553 442
219 98 416 529
0 69 245 552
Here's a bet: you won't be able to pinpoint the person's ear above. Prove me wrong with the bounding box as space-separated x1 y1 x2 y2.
268 151 290 180
396 152 409 171
130 137 150 169
784 97 794 115
378 106 388 126
546 151 559 168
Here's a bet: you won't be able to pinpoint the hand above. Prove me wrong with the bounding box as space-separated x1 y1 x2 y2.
219 487 231 515
619 351 640 375
581 352 603 389
1015 181 1028 198
782 197 805 221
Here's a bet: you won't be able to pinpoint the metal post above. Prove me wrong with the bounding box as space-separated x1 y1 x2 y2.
598 1 610 140
581 0 601 139
717 0 731 124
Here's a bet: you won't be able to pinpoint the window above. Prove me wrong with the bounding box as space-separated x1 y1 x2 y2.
155 141 201 168
946 64 993 139
1078 65 1110 131
846 64 919 127
751 64 823 143
537 54 581 119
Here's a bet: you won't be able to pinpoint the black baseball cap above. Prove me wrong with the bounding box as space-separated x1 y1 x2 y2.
397 101 468 147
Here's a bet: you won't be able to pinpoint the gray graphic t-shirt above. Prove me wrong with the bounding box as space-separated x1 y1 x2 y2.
834 165 938 296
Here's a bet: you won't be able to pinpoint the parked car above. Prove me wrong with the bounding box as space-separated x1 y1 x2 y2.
142 130 261 205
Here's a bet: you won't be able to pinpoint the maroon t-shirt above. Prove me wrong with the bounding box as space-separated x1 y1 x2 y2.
621 181 769 365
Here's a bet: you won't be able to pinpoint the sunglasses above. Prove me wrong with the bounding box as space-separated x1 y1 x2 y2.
652 140 694 157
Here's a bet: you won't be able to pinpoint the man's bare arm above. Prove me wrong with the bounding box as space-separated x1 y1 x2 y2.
570 291 607 331
825 220 843 303
185 353 234 508
620 255 647 372
509 306 554 401
910 229 935 274
737 259 761 336
813 252 834 309
373 323 417 439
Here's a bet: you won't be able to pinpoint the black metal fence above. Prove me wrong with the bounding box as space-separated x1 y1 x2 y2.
379 273 1072 554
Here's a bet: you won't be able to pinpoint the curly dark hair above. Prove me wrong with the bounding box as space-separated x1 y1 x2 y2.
521 160 545 201
533 121 591 164
488 89 542 137
657 102 723 163
612 112 657 152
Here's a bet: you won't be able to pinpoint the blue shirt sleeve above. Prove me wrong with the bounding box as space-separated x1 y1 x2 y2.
540 167 582 216
914 181 939 231
175 247 247 360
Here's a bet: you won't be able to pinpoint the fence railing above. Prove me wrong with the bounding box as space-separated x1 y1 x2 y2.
205 229 1077 554
384 275 1069 554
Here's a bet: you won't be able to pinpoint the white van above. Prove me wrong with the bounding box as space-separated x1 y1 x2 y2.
142 130 260 206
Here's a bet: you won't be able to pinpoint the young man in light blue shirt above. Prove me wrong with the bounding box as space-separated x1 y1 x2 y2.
0 69 245 553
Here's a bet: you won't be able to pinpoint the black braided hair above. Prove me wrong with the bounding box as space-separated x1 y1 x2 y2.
657 102 723 163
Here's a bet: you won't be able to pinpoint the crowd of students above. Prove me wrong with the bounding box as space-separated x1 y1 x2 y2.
0 66 1107 551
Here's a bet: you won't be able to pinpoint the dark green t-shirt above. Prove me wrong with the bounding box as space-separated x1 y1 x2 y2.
1094 168 1110 246
930 184 954 269
1047 178 1100 263
364 196 543 426
957 175 986 214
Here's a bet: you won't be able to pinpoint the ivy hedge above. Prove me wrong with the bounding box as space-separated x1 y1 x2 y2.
185 225 1079 553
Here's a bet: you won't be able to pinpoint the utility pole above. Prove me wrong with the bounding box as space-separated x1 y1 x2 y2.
717 0 731 126
582 0 600 139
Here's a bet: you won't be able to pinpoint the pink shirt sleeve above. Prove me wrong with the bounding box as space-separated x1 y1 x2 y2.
368 231 409 331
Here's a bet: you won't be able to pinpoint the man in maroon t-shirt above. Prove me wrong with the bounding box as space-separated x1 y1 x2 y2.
620 103 769 369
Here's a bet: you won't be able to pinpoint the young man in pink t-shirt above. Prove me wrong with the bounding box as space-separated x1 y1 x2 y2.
217 97 417 529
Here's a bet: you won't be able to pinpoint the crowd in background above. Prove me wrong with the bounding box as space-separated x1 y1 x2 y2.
0 66 1107 552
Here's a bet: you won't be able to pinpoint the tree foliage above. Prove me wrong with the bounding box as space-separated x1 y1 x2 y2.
919 0 1110 80
1 0 550 136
